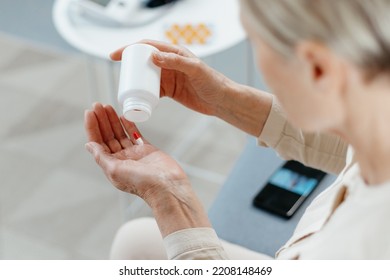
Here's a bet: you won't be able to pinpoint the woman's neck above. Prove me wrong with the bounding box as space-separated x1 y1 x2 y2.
340 78 390 186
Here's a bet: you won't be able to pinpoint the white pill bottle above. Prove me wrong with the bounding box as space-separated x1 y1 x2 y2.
118 44 161 122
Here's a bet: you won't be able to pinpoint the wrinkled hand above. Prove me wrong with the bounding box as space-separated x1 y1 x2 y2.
84 103 190 202
110 40 232 116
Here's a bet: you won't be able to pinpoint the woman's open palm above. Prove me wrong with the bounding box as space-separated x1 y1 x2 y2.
84 103 189 200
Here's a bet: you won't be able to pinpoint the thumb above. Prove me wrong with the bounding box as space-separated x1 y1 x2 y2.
152 51 200 76
85 142 115 171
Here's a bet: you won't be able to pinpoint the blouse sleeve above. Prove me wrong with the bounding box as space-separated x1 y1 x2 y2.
163 228 228 260
258 98 348 174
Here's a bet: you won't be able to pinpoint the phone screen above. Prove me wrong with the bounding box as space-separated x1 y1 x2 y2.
253 161 326 218
268 167 318 196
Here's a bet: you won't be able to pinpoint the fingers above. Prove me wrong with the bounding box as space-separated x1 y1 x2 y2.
85 102 148 151
152 51 202 76
110 46 127 61
84 109 103 143
109 39 195 61
92 103 124 153
120 116 149 145
110 40 200 77
84 109 111 153
104 105 133 149
139 39 193 56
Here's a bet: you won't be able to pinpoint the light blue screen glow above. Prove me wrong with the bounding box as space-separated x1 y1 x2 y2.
269 168 317 196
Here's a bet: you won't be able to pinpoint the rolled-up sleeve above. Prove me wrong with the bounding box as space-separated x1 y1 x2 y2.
258 98 348 174
163 228 228 260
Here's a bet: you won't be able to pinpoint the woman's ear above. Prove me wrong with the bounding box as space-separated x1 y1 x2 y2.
296 41 346 96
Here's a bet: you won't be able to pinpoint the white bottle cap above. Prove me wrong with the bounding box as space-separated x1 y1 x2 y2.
123 97 152 123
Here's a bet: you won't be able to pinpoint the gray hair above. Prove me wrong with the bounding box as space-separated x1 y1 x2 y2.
240 0 390 75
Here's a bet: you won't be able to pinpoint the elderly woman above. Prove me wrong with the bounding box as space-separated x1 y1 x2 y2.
84 0 390 259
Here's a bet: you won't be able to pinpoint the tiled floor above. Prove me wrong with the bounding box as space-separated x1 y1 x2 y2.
0 35 246 259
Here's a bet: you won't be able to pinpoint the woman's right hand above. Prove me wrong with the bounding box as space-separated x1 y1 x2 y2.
110 40 233 116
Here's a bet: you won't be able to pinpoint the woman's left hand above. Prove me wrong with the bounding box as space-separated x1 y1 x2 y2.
84 103 212 237
84 103 190 201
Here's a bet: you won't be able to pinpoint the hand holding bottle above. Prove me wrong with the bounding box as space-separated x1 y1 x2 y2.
111 40 233 117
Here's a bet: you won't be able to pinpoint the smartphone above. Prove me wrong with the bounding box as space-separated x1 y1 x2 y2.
253 160 326 219
143 0 180 8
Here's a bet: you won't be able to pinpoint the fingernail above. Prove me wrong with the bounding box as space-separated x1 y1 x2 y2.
85 143 93 154
109 50 119 60
153 51 164 61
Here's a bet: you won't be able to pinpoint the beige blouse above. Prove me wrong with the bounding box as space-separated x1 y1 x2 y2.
163 99 390 259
